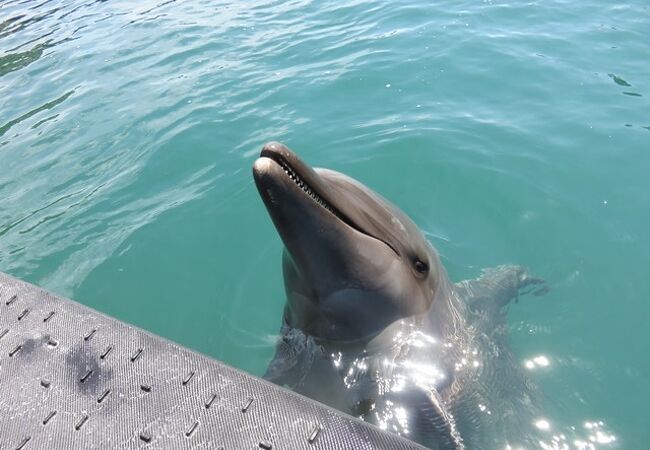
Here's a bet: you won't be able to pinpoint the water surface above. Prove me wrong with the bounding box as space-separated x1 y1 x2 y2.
1 0 648 448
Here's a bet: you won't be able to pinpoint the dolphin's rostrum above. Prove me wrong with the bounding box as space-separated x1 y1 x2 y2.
253 142 547 449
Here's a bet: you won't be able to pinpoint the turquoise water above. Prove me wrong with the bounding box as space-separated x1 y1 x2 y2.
1 0 648 447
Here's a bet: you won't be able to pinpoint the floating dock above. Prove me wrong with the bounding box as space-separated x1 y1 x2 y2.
0 272 425 449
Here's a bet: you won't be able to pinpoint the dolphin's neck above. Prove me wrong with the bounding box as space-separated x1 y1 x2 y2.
302 269 469 359
426 269 470 345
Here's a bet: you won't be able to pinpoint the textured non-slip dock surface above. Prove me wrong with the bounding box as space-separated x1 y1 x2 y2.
0 272 425 450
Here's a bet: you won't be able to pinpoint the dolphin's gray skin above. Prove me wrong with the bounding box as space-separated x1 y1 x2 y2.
253 142 547 450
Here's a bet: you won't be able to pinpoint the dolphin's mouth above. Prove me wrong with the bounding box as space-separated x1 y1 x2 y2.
259 148 376 241
261 149 341 218
255 143 401 258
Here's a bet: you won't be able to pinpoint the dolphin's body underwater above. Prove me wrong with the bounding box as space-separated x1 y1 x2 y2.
253 142 547 450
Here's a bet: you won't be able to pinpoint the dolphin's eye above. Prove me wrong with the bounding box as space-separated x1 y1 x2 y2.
414 259 429 274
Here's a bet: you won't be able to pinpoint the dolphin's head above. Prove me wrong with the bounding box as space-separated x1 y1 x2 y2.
253 142 441 342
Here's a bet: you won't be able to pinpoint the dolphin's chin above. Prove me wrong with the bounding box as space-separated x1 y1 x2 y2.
253 149 352 275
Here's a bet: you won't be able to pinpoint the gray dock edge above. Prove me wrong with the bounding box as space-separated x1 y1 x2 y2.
0 272 426 450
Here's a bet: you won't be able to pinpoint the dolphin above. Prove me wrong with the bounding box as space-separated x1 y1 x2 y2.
252 142 547 449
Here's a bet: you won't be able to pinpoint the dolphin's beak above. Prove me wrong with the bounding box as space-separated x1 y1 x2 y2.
254 140 395 266
253 142 394 251
253 142 337 218
253 142 346 260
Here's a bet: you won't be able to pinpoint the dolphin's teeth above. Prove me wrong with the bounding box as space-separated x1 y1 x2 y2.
278 158 343 218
